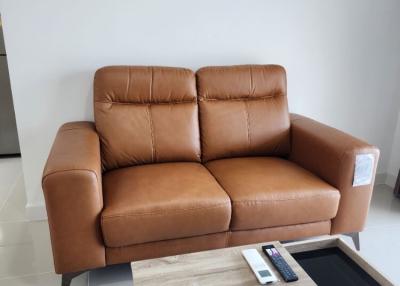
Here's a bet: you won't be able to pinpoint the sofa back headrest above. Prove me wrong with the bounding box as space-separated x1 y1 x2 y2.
95 66 196 104
197 65 290 162
94 66 200 171
197 64 287 100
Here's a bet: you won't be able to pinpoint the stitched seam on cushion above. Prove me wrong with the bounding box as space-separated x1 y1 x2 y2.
104 231 229 249
59 127 90 132
198 95 280 102
249 66 254 96
244 100 251 149
102 202 230 219
232 220 331 232
42 168 98 183
231 193 340 205
150 67 153 102
94 100 196 105
147 105 156 162
225 232 230 247
270 98 284 154
125 67 131 100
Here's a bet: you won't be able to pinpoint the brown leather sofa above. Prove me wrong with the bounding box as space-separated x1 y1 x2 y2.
42 65 379 284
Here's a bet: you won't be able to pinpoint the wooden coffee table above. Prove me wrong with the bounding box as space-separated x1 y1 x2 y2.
131 241 313 285
131 236 393 285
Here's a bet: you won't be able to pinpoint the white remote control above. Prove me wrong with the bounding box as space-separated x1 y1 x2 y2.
242 249 278 284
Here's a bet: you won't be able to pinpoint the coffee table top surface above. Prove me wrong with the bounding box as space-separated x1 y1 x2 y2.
131 241 315 286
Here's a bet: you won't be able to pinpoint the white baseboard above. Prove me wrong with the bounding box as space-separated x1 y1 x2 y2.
25 202 47 221
385 173 397 188
374 172 396 188
375 173 387 186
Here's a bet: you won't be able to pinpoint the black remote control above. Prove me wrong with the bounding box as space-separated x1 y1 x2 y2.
262 245 298 282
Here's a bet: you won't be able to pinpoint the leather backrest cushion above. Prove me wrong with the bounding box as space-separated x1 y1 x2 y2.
197 65 290 162
94 66 200 171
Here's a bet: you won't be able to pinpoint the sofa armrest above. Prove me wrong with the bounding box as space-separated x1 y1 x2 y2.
42 122 105 274
289 114 380 234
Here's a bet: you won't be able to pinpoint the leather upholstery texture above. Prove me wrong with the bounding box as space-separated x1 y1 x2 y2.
94 66 200 171
101 162 231 247
197 65 290 162
106 233 229 265
106 221 330 265
228 221 331 246
206 157 340 230
42 122 105 274
289 114 380 234
42 65 380 275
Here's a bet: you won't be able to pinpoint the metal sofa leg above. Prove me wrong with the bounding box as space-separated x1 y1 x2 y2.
61 271 85 286
344 232 360 251
394 169 400 197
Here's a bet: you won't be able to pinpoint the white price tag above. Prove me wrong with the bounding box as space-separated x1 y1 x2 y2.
353 154 375 187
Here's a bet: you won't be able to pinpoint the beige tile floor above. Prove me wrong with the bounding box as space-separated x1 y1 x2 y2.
0 157 400 285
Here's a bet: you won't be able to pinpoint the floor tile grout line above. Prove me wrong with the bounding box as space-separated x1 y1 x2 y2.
0 219 31 224
0 243 37 248
0 271 55 281
0 173 23 212
365 224 400 230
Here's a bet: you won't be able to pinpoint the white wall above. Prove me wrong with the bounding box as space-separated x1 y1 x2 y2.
0 0 400 219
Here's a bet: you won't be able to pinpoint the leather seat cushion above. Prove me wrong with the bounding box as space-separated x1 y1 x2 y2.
206 157 340 231
101 162 231 247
